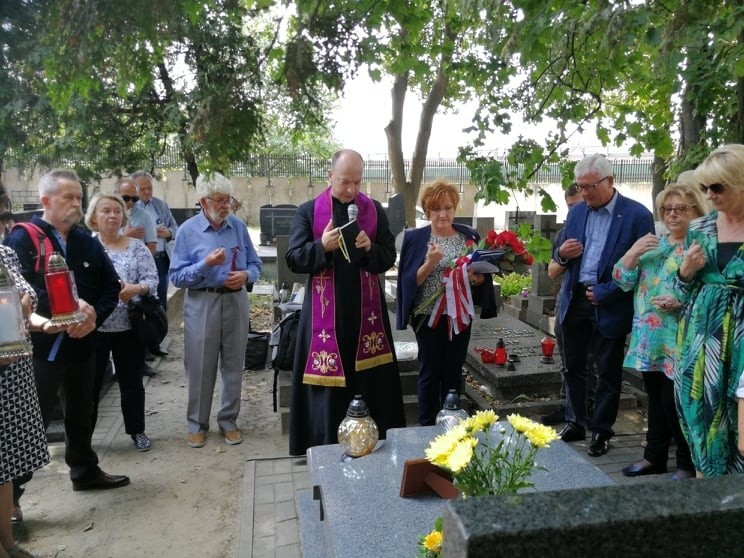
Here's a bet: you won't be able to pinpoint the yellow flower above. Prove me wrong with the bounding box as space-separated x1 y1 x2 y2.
446 436 478 473
524 423 560 448
423 530 442 552
506 414 534 433
425 426 466 465
467 409 498 433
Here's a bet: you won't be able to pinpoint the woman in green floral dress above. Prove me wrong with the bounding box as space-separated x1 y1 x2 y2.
675 144 744 477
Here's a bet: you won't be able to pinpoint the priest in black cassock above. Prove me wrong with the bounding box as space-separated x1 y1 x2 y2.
287 149 406 456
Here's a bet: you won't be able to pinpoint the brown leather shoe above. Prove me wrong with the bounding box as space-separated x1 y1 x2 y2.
222 430 243 445
187 432 207 448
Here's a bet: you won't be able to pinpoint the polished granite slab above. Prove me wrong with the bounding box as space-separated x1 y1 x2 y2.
305 424 613 558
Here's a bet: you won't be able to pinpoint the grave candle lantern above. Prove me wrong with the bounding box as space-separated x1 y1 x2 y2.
45 252 85 326
337 395 379 458
540 336 556 364
0 261 32 359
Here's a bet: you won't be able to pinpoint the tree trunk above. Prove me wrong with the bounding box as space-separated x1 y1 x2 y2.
651 152 666 216
384 71 408 210
405 67 449 225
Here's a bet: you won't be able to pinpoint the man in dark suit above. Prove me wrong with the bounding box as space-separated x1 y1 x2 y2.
553 155 654 457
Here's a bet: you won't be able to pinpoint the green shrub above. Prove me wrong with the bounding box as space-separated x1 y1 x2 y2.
497 272 532 298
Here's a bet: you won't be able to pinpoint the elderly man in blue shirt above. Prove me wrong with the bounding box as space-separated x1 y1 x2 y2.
169 172 261 449
553 155 654 457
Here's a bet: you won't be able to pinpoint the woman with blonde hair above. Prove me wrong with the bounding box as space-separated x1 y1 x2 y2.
675 144 744 476
613 183 708 479
85 193 158 452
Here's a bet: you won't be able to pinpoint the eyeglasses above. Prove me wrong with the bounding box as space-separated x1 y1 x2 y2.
660 204 695 215
699 183 726 194
206 196 231 205
121 195 140 202
577 176 610 192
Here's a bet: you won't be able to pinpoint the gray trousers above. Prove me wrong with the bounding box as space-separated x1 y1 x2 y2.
183 289 249 433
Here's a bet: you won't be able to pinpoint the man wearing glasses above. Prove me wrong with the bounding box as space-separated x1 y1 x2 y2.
114 178 157 255
553 155 654 457
168 172 261 449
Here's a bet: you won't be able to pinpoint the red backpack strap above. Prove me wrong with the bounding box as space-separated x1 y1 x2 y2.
11 222 54 273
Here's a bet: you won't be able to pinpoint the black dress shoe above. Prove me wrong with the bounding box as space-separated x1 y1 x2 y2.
72 471 131 492
587 433 610 457
149 347 169 357
145 353 155 362
621 460 667 477
558 423 586 442
142 364 157 377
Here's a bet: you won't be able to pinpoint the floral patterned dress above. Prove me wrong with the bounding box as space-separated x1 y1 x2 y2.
612 235 684 377
673 211 744 476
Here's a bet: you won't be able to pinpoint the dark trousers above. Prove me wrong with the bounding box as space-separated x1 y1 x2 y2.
93 329 146 435
153 252 170 311
562 293 626 437
555 298 597 403
415 318 471 426
17 354 100 489
643 371 694 471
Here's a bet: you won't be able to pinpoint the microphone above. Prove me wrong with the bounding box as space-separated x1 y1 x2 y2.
347 203 358 222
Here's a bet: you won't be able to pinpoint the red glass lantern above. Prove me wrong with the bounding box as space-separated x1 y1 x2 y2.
45 253 85 326
540 336 556 364
494 337 507 367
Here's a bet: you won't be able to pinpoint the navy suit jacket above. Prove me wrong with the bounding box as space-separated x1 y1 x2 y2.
554 192 654 338
396 223 498 330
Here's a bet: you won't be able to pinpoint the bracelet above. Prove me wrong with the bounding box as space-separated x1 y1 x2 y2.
40 319 51 333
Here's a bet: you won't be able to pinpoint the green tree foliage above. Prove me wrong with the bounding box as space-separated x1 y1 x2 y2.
0 0 338 185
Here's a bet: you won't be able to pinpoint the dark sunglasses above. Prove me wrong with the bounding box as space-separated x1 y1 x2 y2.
699 183 726 194
121 195 140 202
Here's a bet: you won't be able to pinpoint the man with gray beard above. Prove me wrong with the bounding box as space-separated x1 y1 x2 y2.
4 170 129 520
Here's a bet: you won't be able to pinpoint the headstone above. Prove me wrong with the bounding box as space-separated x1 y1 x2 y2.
385 193 406 238
504 210 535 231
453 217 494 239
275 235 307 294
530 215 561 299
443 475 744 558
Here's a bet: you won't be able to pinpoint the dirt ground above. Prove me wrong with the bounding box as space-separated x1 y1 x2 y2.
15 302 286 558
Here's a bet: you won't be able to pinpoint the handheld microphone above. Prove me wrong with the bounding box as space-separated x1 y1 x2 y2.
347 203 358 222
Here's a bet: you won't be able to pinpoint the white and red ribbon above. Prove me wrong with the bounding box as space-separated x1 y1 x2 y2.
428 260 476 340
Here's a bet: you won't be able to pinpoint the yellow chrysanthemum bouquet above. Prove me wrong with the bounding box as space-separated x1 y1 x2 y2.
416 411 559 557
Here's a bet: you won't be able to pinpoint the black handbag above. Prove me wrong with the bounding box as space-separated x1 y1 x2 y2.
128 295 168 347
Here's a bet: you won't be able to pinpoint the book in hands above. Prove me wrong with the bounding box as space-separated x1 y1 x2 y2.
337 219 366 264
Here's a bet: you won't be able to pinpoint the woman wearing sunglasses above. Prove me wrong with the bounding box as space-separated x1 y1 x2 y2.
674 143 744 477
613 184 708 480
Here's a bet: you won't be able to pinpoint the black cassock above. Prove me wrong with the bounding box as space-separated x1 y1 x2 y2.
287 195 406 456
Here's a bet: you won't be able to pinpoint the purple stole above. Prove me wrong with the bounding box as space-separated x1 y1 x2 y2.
302 187 394 387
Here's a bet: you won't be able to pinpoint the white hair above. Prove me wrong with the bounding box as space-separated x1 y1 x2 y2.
195 172 233 199
574 155 613 180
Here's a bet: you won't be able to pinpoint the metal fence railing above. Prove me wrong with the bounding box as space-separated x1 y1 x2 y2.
5 149 655 187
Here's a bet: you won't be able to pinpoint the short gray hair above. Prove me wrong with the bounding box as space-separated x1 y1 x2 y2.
574 155 613 180
38 169 80 196
129 170 153 185
196 172 233 199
